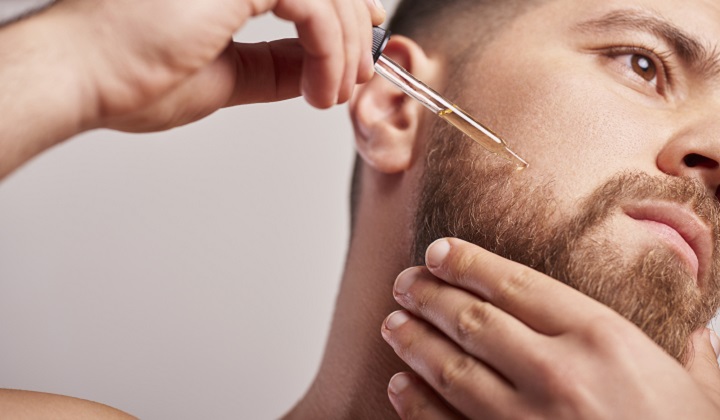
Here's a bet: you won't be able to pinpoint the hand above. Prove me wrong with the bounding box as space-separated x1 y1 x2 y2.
43 0 385 132
0 0 384 179
381 238 720 419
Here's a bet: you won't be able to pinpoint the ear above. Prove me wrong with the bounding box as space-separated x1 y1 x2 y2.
349 36 440 174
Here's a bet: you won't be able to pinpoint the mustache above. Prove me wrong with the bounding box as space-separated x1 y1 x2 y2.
555 172 720 364
570 172 720 240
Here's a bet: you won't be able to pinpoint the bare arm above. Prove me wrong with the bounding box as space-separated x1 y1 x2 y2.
0 11 91 179
0 389 136 419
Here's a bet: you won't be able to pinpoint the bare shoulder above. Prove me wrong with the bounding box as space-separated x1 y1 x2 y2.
0 389 137 419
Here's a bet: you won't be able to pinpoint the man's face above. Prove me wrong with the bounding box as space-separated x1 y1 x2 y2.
412 0 720 362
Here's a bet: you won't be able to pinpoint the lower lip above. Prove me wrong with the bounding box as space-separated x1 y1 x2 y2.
635 219 699 277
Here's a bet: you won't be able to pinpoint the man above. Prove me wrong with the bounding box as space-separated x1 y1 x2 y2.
287 0 720 418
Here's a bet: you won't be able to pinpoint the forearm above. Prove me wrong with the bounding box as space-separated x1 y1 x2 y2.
0 11 92 180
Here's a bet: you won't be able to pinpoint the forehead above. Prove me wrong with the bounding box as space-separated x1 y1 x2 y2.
457 0 720 90
533 0 720 38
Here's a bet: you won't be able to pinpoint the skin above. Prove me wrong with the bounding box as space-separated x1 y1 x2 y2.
0 0 384 417
369 0 720 417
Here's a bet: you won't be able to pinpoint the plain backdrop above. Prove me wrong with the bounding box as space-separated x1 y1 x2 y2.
0 0 399 418
1 1 718 419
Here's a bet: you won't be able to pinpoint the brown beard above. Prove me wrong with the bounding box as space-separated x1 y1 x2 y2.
412 120 720 363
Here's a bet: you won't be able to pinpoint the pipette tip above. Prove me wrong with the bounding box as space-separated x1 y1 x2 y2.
501 146 529 170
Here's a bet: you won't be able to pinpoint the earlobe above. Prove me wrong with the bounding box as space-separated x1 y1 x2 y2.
350 36 439 174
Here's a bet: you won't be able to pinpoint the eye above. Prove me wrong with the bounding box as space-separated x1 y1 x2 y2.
600 43 677 99
606 47 670 92
628 54 657 82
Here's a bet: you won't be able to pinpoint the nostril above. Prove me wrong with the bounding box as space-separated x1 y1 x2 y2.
684 153 719 169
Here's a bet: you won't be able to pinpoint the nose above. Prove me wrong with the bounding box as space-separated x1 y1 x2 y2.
657 117 720 200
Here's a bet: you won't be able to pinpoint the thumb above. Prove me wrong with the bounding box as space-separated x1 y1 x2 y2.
685 328 720 405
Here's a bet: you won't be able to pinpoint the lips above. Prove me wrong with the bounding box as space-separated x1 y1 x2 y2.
624 201 714 287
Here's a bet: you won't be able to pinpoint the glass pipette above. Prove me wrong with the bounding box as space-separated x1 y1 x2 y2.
370 27 528 169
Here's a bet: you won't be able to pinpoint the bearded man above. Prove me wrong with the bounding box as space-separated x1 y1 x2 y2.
287 0 720 418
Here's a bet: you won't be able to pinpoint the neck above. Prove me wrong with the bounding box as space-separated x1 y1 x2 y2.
286 171 415 419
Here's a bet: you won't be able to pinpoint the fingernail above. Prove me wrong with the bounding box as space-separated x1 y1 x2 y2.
373 0 385 12
426 239 451 269
389 372 411 395
385 311 410 330
709 329 720 358
394 268 418 295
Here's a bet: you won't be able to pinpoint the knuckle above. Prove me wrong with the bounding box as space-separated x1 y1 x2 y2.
583 316 616 346
394 330 420 360
493 267 534 307
530 351 565 390
416 294 432 313
455 301 492 343
549 374 579 403
437 355 474 392
530 353 588 410
544 372 577 404
415 283 441 313
452 250 484 287
530 351 556 380
581 313 630 354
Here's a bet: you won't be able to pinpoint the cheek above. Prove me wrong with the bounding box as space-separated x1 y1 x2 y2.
462 54 661 206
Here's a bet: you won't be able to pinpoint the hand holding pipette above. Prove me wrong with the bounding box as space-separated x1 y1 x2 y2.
0 0 386 179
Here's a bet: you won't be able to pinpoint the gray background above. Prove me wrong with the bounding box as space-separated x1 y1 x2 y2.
0 1 717 419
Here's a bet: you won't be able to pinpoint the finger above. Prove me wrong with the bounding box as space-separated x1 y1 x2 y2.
275 0 344 108
424 238 613 335
333 0 361 104
349 0 374 87
363 0 387 26
685 328 720 406
388 372 464 420
381 310 516 418
352 0 375 84
393 267 543 381
227 39 304 106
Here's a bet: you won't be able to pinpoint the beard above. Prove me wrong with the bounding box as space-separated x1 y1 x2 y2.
412 120 720 363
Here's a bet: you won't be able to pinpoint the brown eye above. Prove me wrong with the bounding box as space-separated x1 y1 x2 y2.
631 54 657 82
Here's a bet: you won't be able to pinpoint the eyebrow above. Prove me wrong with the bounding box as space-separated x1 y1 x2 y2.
574 9 720 79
